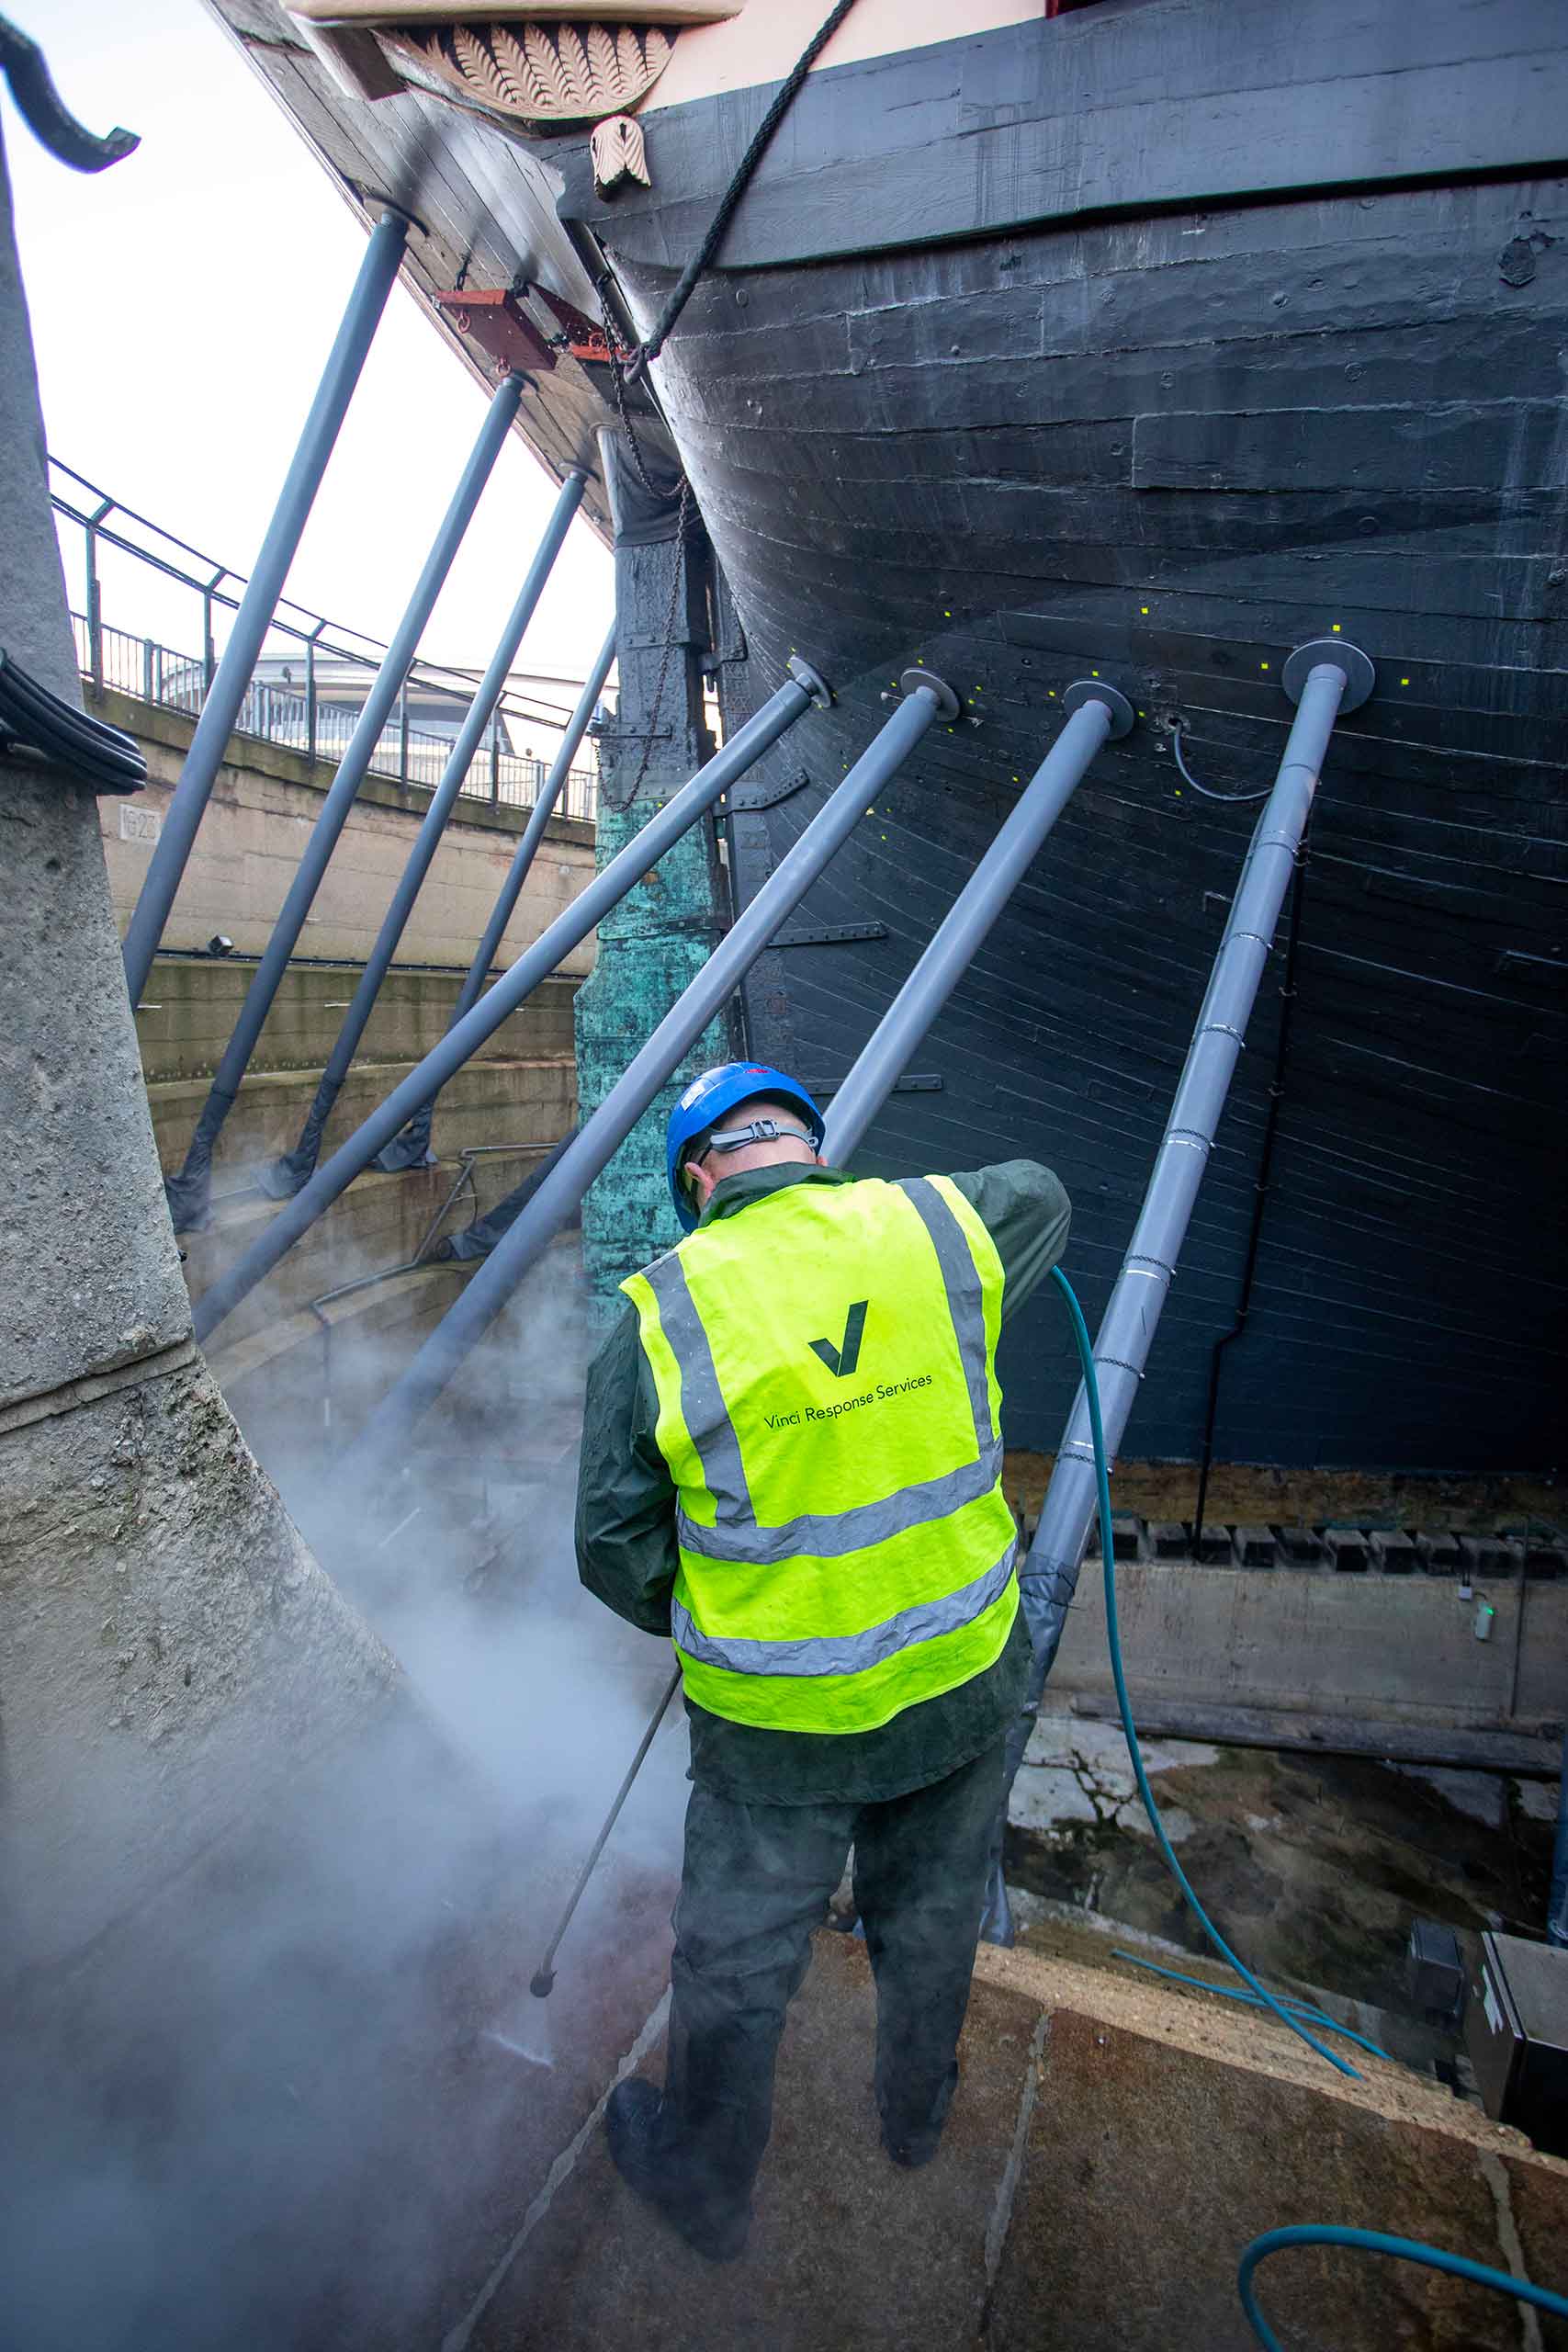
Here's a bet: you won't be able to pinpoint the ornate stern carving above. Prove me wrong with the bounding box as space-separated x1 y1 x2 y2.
384 20 673 129
590 112 650 191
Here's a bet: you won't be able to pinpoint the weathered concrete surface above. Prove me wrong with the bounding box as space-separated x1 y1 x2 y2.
978 1947 1568 2352
0 1358 398 1971
456 1930 1568 2352
468 1931 1044 2352
94 684 597 969
1049 1557 1567 1744
0 123 400 1995
134 962 578 1087
0 754 193 1408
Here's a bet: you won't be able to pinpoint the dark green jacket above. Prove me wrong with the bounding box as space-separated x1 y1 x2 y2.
575 1159 1070 1806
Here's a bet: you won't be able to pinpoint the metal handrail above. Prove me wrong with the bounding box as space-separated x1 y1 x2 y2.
69 611 599 821
51 455 590 739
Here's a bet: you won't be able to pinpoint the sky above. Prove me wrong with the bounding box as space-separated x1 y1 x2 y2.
6 0 615 695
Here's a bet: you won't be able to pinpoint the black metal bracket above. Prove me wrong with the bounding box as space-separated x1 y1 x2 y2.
723 767 813 813
0 650 147 793
773 920 888 948
805 1072 943 1099
0 16 139 170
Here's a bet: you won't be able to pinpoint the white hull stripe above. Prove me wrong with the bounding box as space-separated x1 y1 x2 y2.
646 1176 998 1566
673 1544 1017 1679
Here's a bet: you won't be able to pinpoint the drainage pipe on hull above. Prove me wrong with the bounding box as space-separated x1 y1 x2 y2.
192 660 830 1342
338 669 957 1482
122 209 410 1004
372 620 617 1174
822 682 1134 1163
163 374 525 1231
1024 640 1375 1683
262 464 590 1196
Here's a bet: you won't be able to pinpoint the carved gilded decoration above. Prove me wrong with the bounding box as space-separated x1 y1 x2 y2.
385 20 673 127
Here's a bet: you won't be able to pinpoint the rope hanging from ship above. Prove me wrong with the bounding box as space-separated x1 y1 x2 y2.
624 0 861 381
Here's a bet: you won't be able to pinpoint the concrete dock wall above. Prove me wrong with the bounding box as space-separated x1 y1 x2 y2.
1051 1558 1566 1758
0 130 401 1985
92 683 597 972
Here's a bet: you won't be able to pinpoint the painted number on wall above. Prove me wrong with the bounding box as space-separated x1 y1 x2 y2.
119 803 161 846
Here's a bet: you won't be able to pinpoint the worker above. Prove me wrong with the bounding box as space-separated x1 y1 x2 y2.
575 1060 1070 2260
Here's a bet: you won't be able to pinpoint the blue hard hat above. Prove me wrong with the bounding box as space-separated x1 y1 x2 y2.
666 1061 825 1232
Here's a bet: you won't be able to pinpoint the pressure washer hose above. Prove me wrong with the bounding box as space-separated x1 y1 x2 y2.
1047 1266 1355 2077
1237 2227 1568 2346
1051 1266 1568 2344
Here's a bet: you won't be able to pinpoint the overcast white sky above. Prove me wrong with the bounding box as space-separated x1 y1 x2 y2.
6 0 614 692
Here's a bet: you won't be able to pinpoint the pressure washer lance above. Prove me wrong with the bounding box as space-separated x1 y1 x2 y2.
529 1665 682 1998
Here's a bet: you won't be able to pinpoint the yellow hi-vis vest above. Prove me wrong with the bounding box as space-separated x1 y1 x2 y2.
620 1175 1020 1734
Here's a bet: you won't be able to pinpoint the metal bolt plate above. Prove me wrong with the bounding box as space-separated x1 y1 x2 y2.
1282 638 1375 712
1062 680 1135 738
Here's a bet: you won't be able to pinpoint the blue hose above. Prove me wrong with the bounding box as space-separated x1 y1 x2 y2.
1238 2225 1568 2348
1048 1265 1357 2077
1109 1951 1394 2065
1047 1269 1568 2339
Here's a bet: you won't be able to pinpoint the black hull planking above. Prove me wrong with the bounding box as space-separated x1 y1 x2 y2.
581 144 1566 1476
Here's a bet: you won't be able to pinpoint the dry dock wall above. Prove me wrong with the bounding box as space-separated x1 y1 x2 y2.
0 131 400 1985
1052 1560 1566 1751
91 683 597 971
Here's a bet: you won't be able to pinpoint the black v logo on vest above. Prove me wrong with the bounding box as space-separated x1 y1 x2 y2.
809 1300 868 1380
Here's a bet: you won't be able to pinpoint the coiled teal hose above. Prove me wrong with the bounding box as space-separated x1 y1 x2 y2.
1237 2226 1568 2347
1048 1264 1355 2076
1049 1266 1568 2342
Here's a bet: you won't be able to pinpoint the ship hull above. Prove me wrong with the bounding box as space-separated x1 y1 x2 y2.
571 16 1567 1475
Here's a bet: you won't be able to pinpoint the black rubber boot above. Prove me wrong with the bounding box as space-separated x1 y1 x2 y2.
879 2060 959 2170
604 2078 750 2262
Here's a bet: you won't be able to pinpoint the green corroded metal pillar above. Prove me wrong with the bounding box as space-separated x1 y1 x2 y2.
575 431 739 1315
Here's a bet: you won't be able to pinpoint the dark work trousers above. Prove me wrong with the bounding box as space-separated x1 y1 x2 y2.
659 1734 1007 2228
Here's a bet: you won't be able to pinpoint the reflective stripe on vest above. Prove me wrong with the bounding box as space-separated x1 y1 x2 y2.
621 1174 1019 1734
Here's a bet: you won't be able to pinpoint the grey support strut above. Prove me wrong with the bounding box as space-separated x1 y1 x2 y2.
192 661 829 1341
163 372 525 1230
262 463 592 1196
336 670 953 1479
372 619 618 1174
122 208 410 1004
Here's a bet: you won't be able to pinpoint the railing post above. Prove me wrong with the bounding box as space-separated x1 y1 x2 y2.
84 496 110 694
339 667 955 1476
398 678 410 783
200 568 223 695
193 659 829 1340
159 371 526 1232
489 707 502 804
141 636 154 704
260 462 591 1197
121 208 410 1005
305 619 326 764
